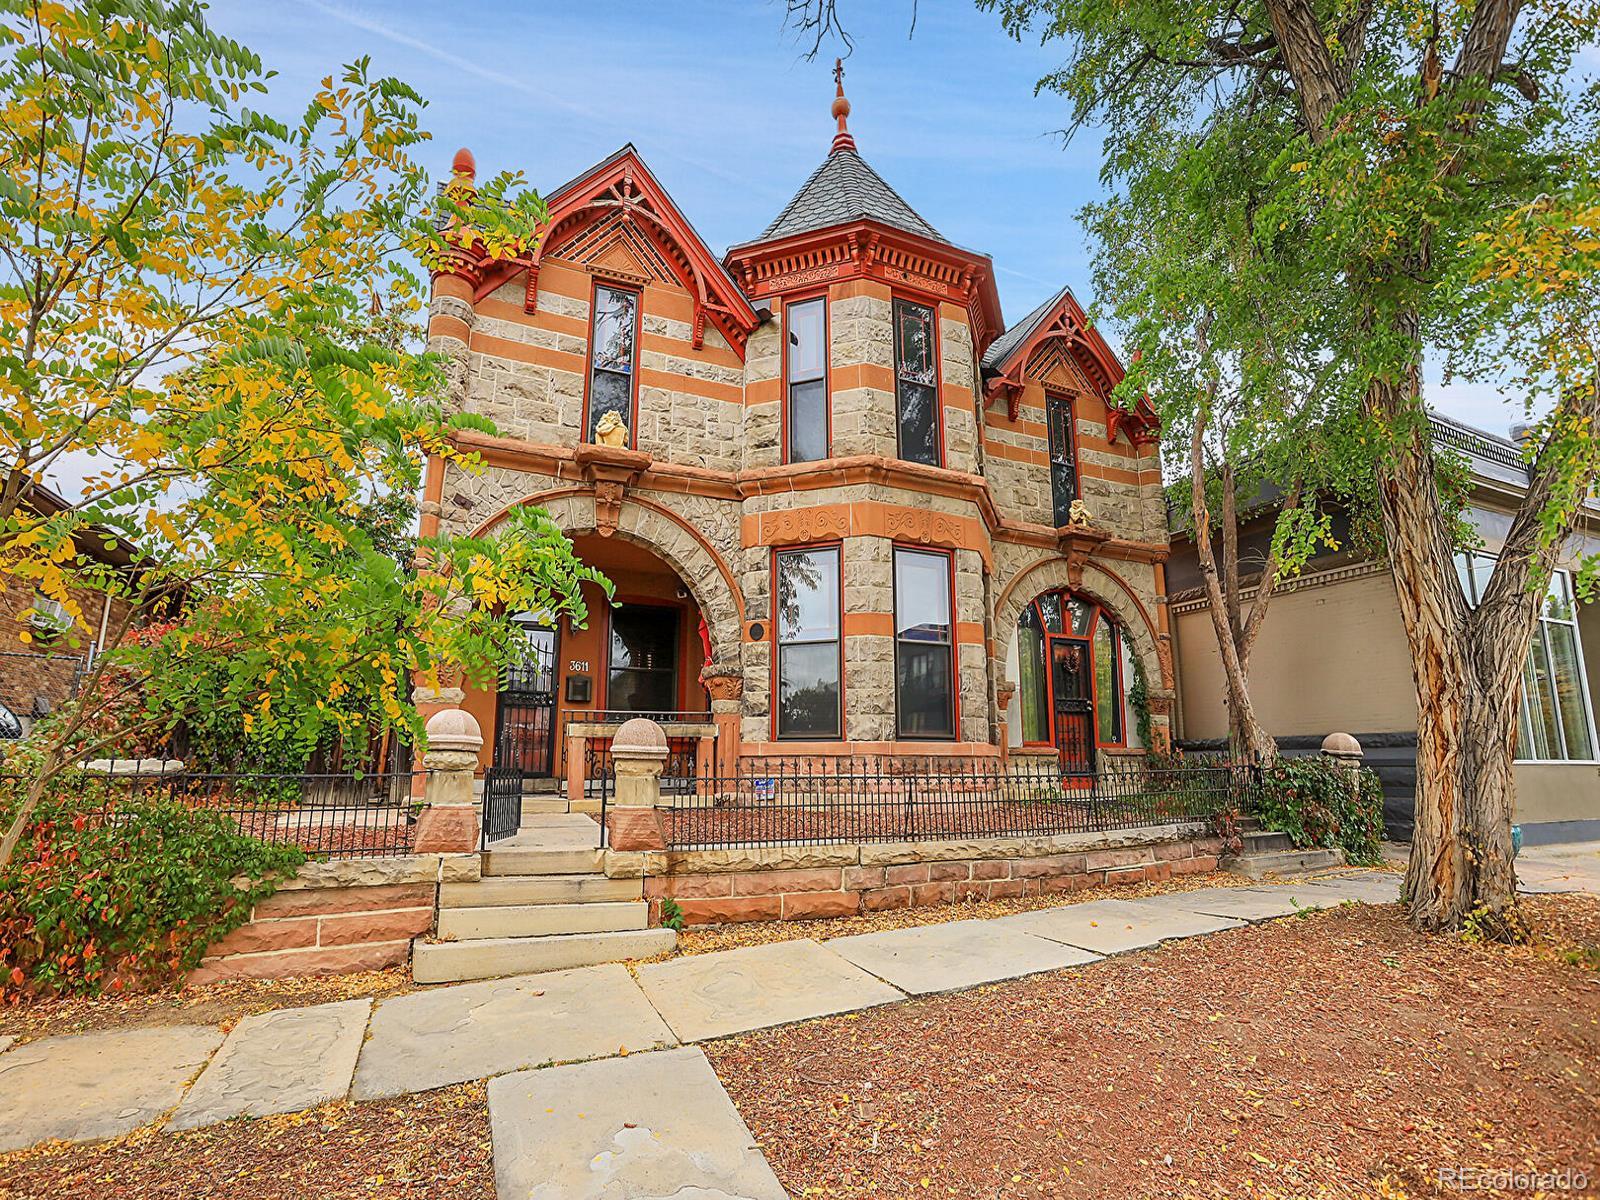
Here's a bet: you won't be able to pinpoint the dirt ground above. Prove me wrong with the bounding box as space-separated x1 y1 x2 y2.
707 894 1600 1200
0 896 1594 1199
0 1084 493 1200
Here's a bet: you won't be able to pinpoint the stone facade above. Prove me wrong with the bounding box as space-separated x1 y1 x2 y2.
425 130 1173 774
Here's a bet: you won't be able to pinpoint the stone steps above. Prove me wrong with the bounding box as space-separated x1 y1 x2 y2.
441 873 640 908
436 901 648 941
1241 829 1293 854
484 847 605 876
413 928 677 985
520 797 571 819
1224 847 1345 879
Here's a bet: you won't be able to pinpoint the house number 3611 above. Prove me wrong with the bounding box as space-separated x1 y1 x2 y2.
568 659 590 672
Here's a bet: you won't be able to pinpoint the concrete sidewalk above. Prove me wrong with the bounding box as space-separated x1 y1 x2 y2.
0 868 1418 1196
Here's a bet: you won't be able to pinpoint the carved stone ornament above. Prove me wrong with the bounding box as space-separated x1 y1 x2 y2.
594 410 629 448
1067 498 1093 527
574 443 651 538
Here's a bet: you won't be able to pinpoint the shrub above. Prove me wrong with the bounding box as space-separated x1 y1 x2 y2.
1252 757 1385 866
0 771 303 1001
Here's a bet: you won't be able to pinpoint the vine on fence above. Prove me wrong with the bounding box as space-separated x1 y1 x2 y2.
1253 758 1385 866
0 769 303 1001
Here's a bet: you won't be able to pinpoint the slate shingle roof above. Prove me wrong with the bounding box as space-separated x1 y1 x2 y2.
980 285 1070 374
755 147 947 245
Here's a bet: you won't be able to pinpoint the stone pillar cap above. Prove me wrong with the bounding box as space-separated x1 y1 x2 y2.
1321 731 1362 757
426 706 484 752
611 716 669 758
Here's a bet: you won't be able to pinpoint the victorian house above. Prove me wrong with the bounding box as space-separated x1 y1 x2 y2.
420 70 1172 796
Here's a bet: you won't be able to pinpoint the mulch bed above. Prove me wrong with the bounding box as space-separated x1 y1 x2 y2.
707 895 1600 1200
0 1084 493 1200
0 968 417 1045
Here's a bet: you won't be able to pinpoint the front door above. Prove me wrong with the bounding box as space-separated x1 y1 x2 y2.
494 621 558 776
1050 637 1096 775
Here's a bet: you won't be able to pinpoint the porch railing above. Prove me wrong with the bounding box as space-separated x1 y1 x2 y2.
561 709 719 803
651 755 1256 851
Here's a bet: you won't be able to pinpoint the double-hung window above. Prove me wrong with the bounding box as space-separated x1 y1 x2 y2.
892 298 940 466
775 546 841 738
585 284 639 444
785 297 828 462
894 547 955 738
1455 551 1596 760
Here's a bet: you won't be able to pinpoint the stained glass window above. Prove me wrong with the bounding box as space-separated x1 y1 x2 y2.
893 298 939 466
586 285 638 443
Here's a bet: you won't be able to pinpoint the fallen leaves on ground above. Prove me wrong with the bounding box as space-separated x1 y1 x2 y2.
706 894 1600 1200
0 1084 492 1200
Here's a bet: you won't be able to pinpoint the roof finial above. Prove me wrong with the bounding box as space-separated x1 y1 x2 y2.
830 57 856 154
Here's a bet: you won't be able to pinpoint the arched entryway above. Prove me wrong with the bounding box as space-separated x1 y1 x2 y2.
1006 587 1144 774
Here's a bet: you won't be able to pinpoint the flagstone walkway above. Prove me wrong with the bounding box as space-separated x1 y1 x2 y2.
0 860 1585 1199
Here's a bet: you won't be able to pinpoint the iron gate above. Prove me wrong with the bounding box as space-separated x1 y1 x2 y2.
482 765 523 846
494 623 558 777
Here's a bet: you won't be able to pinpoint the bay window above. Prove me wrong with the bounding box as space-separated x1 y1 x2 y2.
894 547 955 738
785 297 828 462
585 284 639 444
892 298 940 466
775 546 841 738
1456 551 1596 761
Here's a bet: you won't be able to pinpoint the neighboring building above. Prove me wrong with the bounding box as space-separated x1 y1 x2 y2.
1168 413 1600 845
422 70 1173 787
0 481 137 735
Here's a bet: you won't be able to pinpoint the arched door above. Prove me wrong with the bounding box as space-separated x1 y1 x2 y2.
1049 636 1096 775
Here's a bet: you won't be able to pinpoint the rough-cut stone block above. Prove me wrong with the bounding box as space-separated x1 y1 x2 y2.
318 907 433 947
842 865 886 890
1154 840 1196 861
909 881 957 907
170 999 370 1130
781 890 859 920
414 805 479 854
187 940 409 985
675 894 783 925
1173 855 1219 875
1085 847 1155 871
862 886 911 911
886 863 930 885
732 867 842 896
206 917 318 956
987 879 1033 899
1014 854 1088 879
644 873 733 900
606 807 667 852
971 860 1011 881
254 882 435 919
928 862 972 883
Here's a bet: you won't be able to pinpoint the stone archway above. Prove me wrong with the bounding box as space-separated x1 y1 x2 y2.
476 488 745 670
994 556 1169 699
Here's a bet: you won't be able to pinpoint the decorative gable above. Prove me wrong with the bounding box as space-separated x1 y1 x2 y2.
436 146 759 357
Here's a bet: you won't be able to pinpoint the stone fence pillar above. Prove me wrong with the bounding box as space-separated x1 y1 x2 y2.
606 717 669 852
413 707 483 854
1320 733 1365 809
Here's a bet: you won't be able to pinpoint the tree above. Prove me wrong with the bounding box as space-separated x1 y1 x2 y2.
1084 104 1354 766
970 0 1600 935
0 0 607 865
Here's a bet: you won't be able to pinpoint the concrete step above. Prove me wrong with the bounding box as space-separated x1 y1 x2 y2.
520 777 565 795
521 797 571 818
412 928 677 984
1242 829 1293 853
441 874 640 909
437 900 648 941
484 847 605 876
1225 847 1345 879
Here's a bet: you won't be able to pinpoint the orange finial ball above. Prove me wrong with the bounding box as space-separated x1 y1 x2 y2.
451 146 476 182
830 58 856 153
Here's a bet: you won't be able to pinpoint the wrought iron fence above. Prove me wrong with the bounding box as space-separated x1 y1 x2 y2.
0 766 427 859
652 755 1256 851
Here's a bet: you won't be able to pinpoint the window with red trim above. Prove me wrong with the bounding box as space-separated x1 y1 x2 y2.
774 546 841 738
894 546 955 739
785 296 828 462
892 298 940 467
585 283 638 445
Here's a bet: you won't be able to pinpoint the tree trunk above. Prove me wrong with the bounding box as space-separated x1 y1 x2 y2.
1364 368 1523 935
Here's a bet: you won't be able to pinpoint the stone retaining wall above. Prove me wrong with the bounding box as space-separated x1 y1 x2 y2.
188 854 479 984
603 825 1222 926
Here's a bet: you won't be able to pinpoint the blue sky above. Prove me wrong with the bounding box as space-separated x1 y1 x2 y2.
208 0 1508 432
